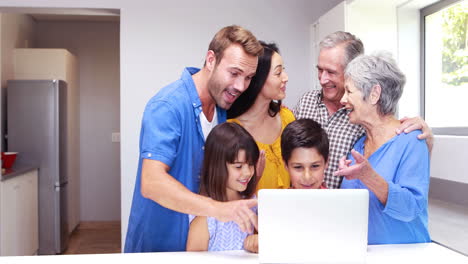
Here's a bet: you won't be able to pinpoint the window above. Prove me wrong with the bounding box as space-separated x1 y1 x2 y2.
421 0 468 135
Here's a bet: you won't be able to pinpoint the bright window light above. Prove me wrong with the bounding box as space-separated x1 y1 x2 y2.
424 0 467 129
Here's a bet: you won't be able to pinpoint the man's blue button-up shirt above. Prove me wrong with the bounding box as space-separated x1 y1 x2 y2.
124 67 227 252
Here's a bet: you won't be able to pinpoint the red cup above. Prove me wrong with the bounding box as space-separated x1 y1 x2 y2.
1 152 18 169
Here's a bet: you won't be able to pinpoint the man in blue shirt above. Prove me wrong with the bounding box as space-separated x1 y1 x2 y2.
125 25 264 252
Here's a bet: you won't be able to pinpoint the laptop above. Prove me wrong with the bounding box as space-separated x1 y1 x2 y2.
258 189 369 264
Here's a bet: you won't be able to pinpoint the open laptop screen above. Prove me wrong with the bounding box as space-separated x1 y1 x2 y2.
258 189 369 264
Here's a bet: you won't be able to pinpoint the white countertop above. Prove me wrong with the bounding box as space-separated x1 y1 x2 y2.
2 243 467 264
1 163 38 181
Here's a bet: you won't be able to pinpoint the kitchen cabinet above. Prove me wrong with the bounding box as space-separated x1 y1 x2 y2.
13 48 80 234
0 169 38 256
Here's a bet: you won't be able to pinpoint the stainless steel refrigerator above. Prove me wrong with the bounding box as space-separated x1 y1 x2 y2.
7 79 69 255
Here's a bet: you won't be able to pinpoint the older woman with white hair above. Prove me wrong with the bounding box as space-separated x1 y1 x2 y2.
335 52 431 244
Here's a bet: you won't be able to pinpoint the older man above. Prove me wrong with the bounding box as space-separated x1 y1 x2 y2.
294 31 433 189
125 25 263 252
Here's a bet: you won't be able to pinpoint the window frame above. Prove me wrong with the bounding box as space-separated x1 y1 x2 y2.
420 0 468 136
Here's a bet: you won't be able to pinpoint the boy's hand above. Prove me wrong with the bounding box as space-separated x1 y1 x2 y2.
244 234 259 253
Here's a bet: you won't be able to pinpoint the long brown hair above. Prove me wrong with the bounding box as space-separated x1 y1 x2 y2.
200 122 259 201
227 41 282 119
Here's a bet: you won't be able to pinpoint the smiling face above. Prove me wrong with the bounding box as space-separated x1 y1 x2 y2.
207 44 258 110
317 45 346 105
285 147 327 189
226 149 255 200
260 52 288 101
340 78 371 125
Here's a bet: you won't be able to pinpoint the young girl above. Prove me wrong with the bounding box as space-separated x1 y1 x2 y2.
186 122 259 251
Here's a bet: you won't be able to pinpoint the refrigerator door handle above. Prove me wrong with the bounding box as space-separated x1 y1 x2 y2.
55 181 64 192
55 182 68 191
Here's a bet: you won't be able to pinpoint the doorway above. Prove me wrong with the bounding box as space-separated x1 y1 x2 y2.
0 8 121 255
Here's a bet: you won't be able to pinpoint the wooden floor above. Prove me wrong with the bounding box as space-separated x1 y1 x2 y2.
62 221 121 255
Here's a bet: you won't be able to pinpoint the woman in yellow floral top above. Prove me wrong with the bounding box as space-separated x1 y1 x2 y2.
227 41 294 190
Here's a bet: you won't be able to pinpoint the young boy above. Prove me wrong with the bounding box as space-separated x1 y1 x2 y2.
244 119 330 252
280 119 329 190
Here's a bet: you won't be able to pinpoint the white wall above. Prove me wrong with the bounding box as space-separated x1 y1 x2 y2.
0 13 34 87
35 21 120 221
116 0 341 110
397 4 422 119
346 0 399 56
431 136 468 184
310 1 346 91
0 13 35 153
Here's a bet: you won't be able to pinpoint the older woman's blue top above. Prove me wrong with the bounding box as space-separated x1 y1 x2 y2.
341 130 431 244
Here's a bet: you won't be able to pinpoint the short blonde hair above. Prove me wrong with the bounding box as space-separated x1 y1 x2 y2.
208 25 263 64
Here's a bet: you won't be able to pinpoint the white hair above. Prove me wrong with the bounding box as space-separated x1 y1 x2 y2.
344 51 406 116
319 31 364 67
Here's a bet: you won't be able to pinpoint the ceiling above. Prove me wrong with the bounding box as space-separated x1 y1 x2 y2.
30 14 120 22
0 7 120 22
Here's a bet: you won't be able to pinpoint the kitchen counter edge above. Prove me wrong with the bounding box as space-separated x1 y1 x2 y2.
1 164 39 181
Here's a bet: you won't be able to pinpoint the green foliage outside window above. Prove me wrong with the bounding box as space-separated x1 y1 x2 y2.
441 1 467 86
